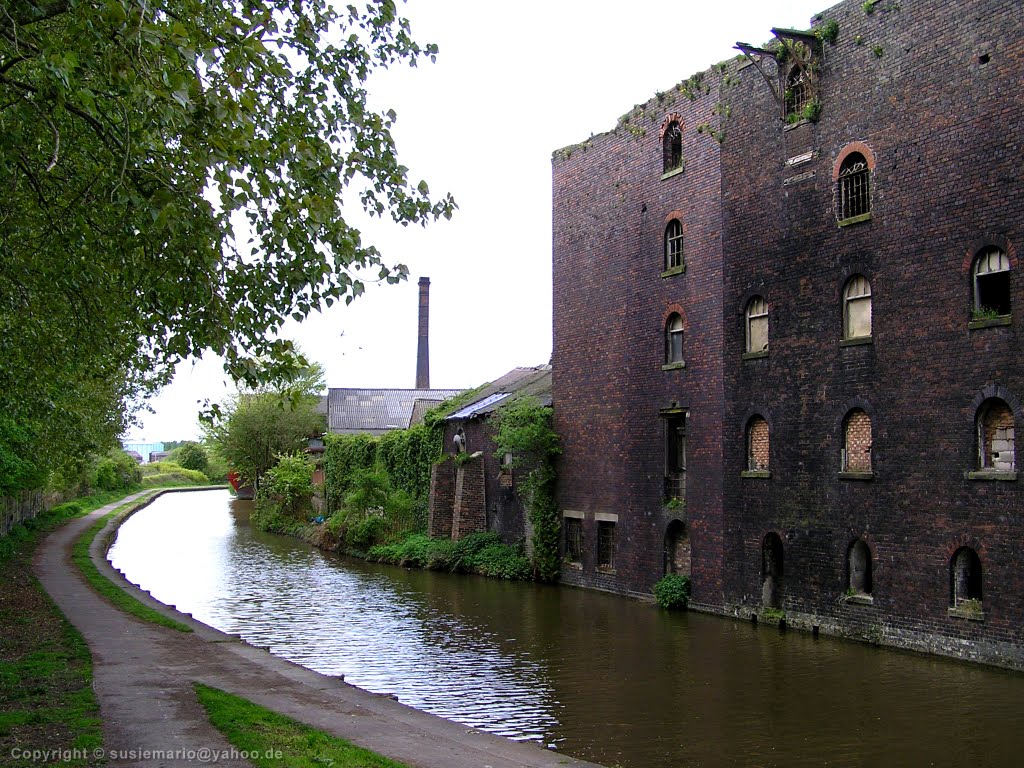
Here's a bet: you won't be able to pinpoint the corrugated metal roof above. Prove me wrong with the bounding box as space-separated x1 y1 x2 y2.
327 388 463 435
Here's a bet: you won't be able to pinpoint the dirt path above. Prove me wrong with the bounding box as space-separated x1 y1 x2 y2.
35 491 603 768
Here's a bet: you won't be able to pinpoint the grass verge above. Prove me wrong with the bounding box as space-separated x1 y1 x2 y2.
194 683 410 768
0 491 135 767
70 493 192 633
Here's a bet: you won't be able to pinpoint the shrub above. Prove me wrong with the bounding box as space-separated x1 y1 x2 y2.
653 573 691 610
255 454 315 522
91 449 142 491
172 442 209 474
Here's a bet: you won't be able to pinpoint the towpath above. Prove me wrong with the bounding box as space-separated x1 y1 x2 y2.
35 490 603 768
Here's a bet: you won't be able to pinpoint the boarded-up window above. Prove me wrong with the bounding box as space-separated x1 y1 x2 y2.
843 275 872 339
747 416 770 471
664 413 686 501
665 219 684 270
843 410 872 472
746 296 768 353
978 399 1015 471
666 313 684 364
973 247 1011 317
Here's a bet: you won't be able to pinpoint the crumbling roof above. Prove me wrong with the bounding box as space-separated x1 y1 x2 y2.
444 366 552 422
327 388 463 435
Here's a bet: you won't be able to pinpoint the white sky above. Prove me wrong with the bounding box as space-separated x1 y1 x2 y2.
127 0 828 442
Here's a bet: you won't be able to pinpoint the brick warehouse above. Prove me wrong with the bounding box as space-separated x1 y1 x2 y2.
551 0 1023 668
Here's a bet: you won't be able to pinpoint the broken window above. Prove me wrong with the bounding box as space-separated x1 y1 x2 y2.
663 121 682 173
784 65 812 118
747 416 770 471
972 247 1011 318
762 533 784 608
951 547 982 606
842 409 872 472
977 398 1015 471
848 539 873 596
746 296 768 354
664 412 686 502
665 219 684 270
664 520 691 576
665 313 684 364
843 275 872 339
597 521 616 570
837 152 871 220
564 517 582 564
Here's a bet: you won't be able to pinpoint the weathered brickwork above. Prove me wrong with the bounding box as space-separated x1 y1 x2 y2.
552 0 1024 668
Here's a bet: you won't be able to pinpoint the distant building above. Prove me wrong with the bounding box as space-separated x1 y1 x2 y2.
121 442 163 463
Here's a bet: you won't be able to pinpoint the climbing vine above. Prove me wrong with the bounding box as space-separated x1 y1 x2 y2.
492 397 562 582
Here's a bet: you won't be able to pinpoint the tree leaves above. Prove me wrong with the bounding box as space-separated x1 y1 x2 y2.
1 0 454 489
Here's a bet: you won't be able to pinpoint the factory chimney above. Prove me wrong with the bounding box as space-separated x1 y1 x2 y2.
416 277 430 389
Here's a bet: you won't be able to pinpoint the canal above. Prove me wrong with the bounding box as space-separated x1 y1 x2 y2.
108 489 1024 767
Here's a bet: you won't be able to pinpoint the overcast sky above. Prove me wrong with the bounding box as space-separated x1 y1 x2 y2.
126 0 828 442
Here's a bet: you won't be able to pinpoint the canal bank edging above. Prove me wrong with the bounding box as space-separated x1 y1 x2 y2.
80 487 606 768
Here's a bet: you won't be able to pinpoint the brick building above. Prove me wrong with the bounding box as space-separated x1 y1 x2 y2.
551 0 1023 667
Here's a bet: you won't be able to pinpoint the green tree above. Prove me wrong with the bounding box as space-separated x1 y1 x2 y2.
170 442 209 474
0 0 454 492
204 363 326 489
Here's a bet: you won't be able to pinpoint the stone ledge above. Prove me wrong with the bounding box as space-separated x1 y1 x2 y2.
661 361 686 371
838 212 872 227
968 315 1011 330
660 264 686 278
742 350 768 361
660 166 684 180
948 605 985 622
740 470 771 479
966 470 1017 481
839 471 874 481
839 336 873 347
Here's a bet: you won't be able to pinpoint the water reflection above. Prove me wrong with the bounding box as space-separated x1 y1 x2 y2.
109 490 1024 767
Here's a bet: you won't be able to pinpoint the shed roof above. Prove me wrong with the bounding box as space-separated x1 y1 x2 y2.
327 388 463 435
444 365 552 422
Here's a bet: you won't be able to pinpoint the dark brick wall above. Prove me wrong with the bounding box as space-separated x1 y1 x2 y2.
552 0 1024 667
721 0 1024 660
552 64 727 601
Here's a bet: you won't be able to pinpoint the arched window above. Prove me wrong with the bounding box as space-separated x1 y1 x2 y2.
976 398 1015 471
843 275 872 339
747 416 770 471
951 547 982 607
848 539 873 596
837 152 871 220
663 121 682 173
664 520 690 576
664 219 684 271
842 409 872 472
453 427 467 454
785 65 812 118
972 246 1011 319
665 313 684 364
745 296 768 354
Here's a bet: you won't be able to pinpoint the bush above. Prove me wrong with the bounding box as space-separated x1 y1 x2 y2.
653 573 691 610
365 531 530 580
171 442 209 474
91 449 142 491
254 454 315 526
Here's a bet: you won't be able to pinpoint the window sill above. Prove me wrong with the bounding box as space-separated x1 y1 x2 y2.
597 566 617 575
948 606 985 622
839 336 873 347
837 213 872 227
843 593 874 606
742 350 769 360
740 470 771 479
661 265 686 278
661 166 684 180
661 361 686 371
783 118 811 131
966 470 1017 481
563 561 583 570
968 315 1011 330
839 471 874 481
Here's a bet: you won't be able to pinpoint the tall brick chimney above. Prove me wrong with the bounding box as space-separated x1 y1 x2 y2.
416 277 430 389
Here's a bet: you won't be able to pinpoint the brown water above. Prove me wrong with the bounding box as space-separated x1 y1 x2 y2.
108 489 1024 767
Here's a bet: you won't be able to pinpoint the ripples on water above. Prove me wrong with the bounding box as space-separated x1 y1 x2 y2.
109 489 1024 768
